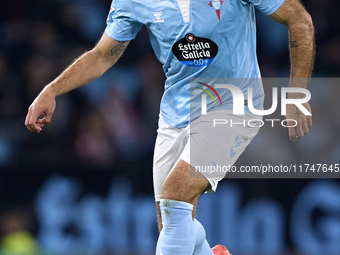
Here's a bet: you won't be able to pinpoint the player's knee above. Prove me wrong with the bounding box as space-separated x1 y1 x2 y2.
161 179 209 204
161 183 196 203
160 160 209 203
161 185 185 202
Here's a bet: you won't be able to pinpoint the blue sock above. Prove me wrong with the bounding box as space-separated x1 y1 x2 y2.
193 218 214 255
155 199 195 255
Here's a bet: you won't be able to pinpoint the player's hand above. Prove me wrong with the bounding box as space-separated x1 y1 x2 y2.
285 102 312 142
25 86 56 133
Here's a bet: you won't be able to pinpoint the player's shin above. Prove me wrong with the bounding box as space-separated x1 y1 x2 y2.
155 199 195 255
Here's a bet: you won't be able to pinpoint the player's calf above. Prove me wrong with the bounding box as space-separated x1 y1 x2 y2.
156 160 210 254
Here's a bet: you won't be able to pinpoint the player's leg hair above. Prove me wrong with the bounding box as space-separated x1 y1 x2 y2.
156 202 162 232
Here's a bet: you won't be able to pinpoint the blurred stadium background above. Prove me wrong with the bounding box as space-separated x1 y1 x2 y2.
0 0 340 254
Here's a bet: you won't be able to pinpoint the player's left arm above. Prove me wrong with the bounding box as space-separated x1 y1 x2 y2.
270 0 315 141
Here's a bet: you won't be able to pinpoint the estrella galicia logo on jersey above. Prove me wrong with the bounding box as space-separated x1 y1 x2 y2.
208 0 224 21
172 34 218 67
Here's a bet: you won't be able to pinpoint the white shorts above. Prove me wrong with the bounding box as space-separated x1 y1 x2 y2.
153 110 261 202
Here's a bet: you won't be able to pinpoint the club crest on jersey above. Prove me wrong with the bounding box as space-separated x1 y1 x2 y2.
208 0 224 21
153 11 165 23
107 6 115 21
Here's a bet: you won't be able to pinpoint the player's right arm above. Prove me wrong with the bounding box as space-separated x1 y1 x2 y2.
25 33 129 133
269 0 315 141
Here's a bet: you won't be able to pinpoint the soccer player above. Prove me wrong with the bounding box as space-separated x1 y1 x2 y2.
25 0 315 254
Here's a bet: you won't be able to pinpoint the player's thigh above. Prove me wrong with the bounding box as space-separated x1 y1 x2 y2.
153 119 187 202
161 159 210 204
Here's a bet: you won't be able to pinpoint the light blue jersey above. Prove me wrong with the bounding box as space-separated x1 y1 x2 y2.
105 0 284 128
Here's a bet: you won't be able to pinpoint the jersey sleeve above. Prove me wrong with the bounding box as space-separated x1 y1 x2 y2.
242 0 285 16
105 0 143 41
